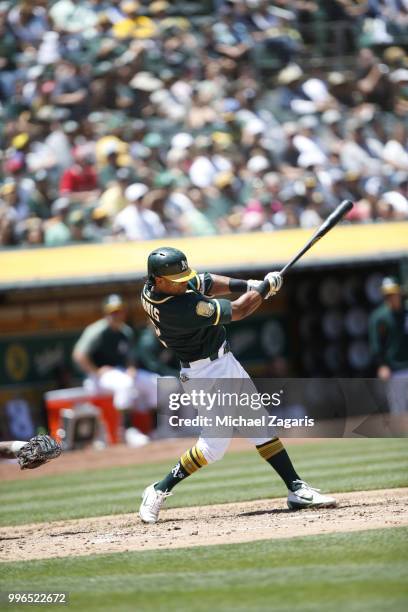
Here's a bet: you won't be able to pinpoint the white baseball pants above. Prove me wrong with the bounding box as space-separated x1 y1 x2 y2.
180 349 273 463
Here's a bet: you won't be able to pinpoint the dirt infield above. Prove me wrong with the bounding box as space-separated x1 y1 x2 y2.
1 488 407 562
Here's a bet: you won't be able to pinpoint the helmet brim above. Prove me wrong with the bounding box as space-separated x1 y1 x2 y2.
159 268 197 283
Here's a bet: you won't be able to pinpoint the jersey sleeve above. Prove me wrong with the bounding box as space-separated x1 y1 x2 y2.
73 325 101 356
201 272 214 296
212 297 232 324
188 272 214 296
164 293 232 329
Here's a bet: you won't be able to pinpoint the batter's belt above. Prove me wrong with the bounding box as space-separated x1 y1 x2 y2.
180 342 230 368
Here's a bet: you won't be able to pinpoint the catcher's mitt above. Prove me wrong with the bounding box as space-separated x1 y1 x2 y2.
17 435 62 470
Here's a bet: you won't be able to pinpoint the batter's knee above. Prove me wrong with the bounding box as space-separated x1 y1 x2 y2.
196 437 231 463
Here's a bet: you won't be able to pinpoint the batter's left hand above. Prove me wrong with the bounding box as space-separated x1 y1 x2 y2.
247 279 263 292
264 271 283 298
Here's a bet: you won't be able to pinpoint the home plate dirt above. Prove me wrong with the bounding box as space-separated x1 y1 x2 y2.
1 488 407 562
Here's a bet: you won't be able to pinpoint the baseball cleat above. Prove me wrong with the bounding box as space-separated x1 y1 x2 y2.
287 480 337 510
139 482 172 523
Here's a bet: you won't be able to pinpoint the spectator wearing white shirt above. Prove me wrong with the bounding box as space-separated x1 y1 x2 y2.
113 183 166 241
382 123 408 171
340 125 382 175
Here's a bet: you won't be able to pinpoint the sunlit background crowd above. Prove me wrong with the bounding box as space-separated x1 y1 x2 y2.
1 0 407 247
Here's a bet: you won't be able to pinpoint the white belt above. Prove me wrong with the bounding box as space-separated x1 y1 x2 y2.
180 342 230 369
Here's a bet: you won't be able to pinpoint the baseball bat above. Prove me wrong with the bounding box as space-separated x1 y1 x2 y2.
279 199 353 276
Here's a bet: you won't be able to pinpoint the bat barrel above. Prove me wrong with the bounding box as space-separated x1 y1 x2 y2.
279 200 354 276
326 199 353 227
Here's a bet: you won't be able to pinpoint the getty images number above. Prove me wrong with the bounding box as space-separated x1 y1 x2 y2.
7 593 67 604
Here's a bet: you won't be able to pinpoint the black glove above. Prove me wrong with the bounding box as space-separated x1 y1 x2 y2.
17 435 62 470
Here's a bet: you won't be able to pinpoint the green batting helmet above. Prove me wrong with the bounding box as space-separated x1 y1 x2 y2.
147 247 196 282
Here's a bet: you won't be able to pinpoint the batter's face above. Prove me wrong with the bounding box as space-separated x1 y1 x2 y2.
155 276 188 295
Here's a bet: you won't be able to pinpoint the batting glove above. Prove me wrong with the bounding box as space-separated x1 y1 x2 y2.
247 279 263 292
264 271 283 298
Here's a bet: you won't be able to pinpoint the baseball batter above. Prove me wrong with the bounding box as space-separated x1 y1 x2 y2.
139 247 336 523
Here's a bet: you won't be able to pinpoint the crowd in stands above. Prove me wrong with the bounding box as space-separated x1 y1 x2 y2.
0 0 407 247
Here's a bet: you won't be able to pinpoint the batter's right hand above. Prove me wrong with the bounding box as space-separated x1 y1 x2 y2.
264 271 283 298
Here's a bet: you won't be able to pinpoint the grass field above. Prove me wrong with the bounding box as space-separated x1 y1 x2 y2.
0 438 407 526
1 439 407 612
1 528 407 612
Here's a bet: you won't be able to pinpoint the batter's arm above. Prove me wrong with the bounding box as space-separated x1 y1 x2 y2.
231 291 263 321
207 274 250 296
72 325 101 376
230 271 283 321
72 349 99 376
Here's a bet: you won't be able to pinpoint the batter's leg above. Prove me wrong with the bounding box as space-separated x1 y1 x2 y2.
155 436 231 493
139 437 231 523
252 436 336 509
233 350 337 510
231 354 303 491
252 437 300 488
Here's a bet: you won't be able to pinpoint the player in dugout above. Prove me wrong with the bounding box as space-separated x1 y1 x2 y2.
72 294 158 447
369 276 408 414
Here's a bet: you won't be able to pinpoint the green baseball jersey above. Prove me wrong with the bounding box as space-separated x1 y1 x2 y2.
368 303 408 371
74 318 135 368
141 273 232 362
